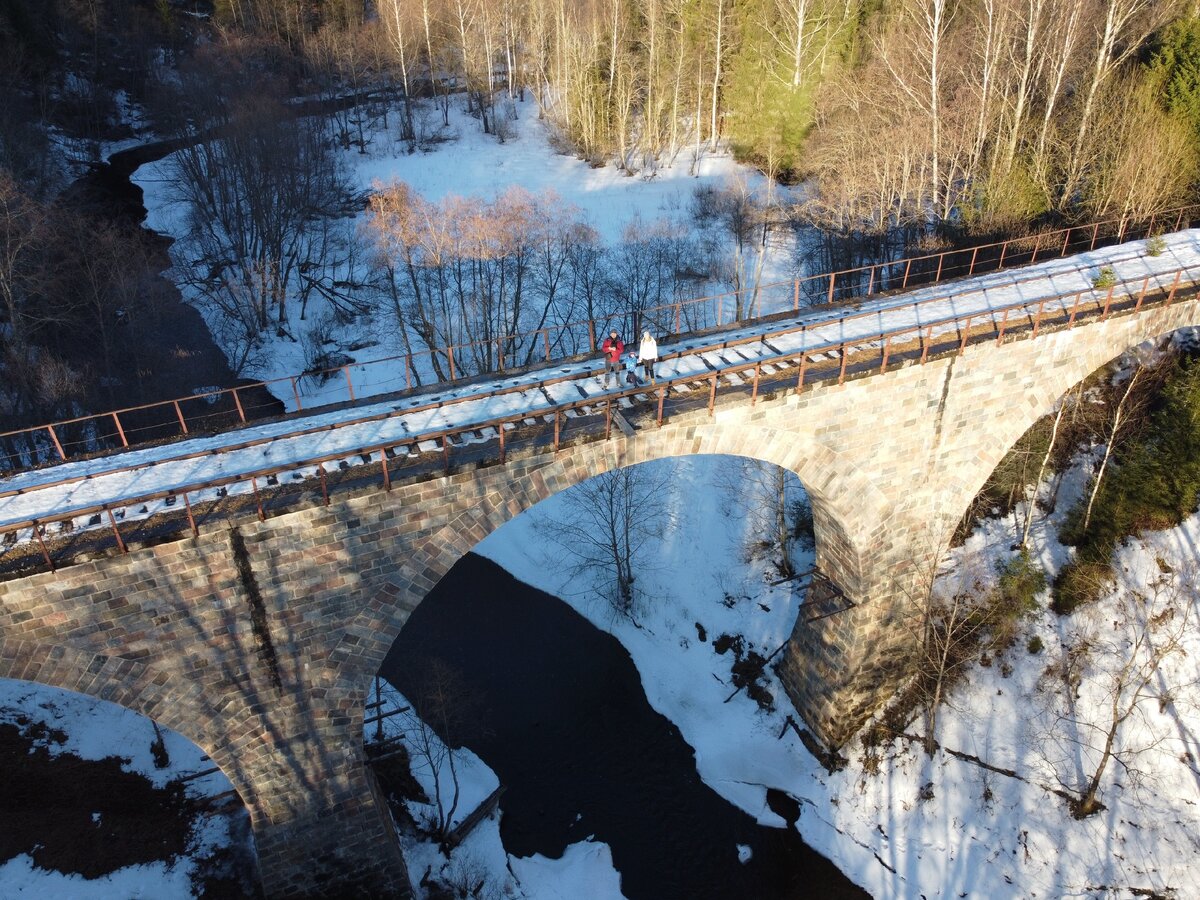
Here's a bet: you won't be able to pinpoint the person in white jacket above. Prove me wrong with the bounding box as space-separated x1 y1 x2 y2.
637 330 659 384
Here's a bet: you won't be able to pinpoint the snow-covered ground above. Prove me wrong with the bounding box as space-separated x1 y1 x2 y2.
0 680 248 898
463 453 1200 899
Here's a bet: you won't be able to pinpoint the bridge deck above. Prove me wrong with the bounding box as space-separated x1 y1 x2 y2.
2 229 1199 571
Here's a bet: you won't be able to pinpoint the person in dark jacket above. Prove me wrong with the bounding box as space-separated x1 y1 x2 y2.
601 330 624 387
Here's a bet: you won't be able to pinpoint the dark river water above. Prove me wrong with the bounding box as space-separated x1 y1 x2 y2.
380 553 867 900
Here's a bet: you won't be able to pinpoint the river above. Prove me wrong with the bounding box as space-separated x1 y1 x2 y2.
380 553 867 900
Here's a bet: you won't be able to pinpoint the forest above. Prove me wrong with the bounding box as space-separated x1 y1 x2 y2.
2 0 1200 437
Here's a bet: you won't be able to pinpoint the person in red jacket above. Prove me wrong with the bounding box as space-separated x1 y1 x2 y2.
601 330 624 387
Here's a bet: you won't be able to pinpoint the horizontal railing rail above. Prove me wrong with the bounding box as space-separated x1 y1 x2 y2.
3 254 1195 576
1 204 1193 474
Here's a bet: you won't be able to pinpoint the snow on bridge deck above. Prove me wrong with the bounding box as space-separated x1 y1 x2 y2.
2 230 1199 545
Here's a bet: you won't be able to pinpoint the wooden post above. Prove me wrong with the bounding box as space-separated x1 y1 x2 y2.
1060 227 1070 257
499 425 506 463
442 437 451 474
405 354 413 390
232 388 246 423
935 252 945 282
46 424 66 461
1101 285 1115 319
828 272 836 304
793 279 799 310
1032 299 1046 337
921 324 933 363
880 336 891 373
183 491 198 538
111 412 128 448
318 465 330 505
675 302 682 332
380 448 391 491
543 328 551 361
998 241 1008 269
1117 216 1127 244
588 319 596 352
1068 292 1082 326
1175 208 1184 231
34 525 54 572
718 296 724 324
902 259 912 290
605 400 613 439
796 354 807 389
838 343 848 385
866 266 875 296
1135 276 1150 311
968 247 978 276
343 366 356 402
498 338 505 371
1030 233 1040 264
996 307 1009 344
252 477 265 520
708 374 718 416
657 388 666 426
751 364 760 405
106 508 126 553
173 400 188 435
553 409 561 451
958 317 972 355
448 346 457 381
290 377 303 410
1089 222 1099 251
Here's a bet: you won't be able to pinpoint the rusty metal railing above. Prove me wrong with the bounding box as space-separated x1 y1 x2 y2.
1 204 1193 474
3 255 1195 576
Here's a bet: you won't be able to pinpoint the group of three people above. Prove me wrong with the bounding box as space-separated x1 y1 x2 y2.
600 329 658 388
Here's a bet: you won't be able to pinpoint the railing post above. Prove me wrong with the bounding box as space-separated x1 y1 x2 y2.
379 447 391 492
708 374 718 416
232 388 246 423
290 377 303 411
717 296 724 324
902 259 912 290
34 525 54 572
320 465 332 505
106 507 126 553
1030 233 1040 264
448 346 457 381
1060 227 1070 257
46 424 66 461
998 241 1008 269
880 336 891 373
958 317 972 355
343 366 356 402
968 247 978 276
173 400 189 435
405 354 413 390
996 308 1009 344
183 491 198 538
1167 270 1182 305
751 364 760 405
1117 216 1127 244
1175 208 1184 231
838 343 848 385
828 272 836 304
109 412 129 448
543 328 551 362
588 319 596 352
252 476 265 519
675 302 682 332
497 338 505 371
935 252 945 282
1090 222 1099 251
605 399 613 439
656 388 666 427
442 437 451 474
793 279 800 311
1032 298 1046 337
1135 276 1150 311
866 266 875 296
1101 285 1115 319
1068 292 1082 326
920 324 933 363
553 409 561 451
796 354 807 389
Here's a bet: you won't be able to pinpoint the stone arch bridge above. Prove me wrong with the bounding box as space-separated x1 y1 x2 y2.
1 279 1198 895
